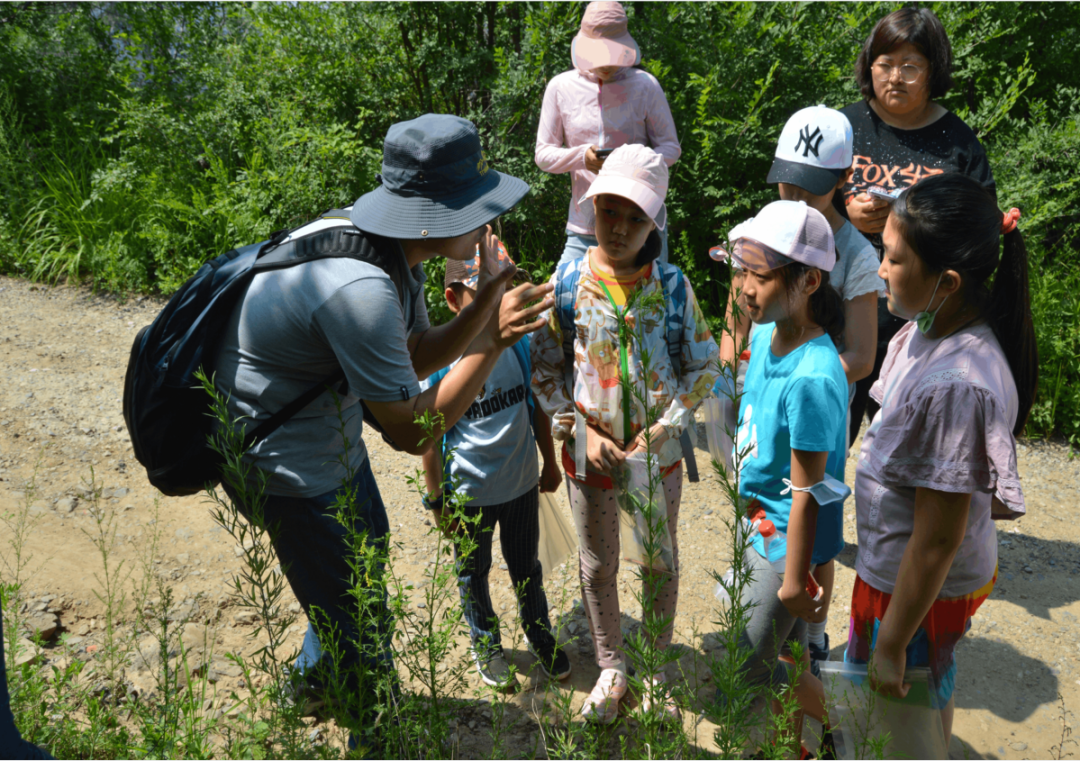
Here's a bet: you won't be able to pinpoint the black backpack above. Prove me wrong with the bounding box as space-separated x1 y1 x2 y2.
123 210 410 496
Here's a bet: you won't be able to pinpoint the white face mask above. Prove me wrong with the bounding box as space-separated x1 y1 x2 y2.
912 272 949 335
781 473 852 506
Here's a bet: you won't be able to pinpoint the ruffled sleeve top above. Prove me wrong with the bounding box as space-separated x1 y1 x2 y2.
854 321 1024 597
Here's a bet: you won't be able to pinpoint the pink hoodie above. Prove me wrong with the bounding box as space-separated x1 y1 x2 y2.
535 66 681 236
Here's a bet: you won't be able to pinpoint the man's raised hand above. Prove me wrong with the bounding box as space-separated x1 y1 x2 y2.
483 280 554 349
473 225 512 311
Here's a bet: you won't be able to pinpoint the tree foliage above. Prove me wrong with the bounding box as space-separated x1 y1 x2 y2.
0 1 1077 440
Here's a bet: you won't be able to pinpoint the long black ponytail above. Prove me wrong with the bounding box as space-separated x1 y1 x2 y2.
892 173 1038 435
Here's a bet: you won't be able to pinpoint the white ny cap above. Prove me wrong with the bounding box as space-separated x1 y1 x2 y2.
767 105 853 196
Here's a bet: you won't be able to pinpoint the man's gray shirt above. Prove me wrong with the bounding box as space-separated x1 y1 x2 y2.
213 217 429 497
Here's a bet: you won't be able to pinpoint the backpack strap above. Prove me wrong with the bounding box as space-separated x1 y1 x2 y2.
553 259 589 481
244 369 346 452
509 336 539 440
553 258 581 394
655 261 700 483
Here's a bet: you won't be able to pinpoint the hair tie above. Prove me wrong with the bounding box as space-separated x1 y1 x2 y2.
1001 207 1021 234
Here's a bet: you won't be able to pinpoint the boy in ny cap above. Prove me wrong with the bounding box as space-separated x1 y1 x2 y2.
419 247 569 689
768 104 885 672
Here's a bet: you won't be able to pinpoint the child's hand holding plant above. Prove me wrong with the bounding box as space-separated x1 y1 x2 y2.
426 493 461 540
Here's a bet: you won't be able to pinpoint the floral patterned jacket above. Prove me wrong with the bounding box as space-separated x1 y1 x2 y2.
530 254 719 470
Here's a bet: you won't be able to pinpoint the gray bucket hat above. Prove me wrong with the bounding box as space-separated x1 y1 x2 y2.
350 114 530 239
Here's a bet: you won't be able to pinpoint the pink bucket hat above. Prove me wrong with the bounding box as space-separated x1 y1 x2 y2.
571 2 640 71
579 144 668 231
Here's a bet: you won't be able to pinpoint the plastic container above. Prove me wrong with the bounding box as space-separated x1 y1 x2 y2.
613 451 676 574
818 660 947 759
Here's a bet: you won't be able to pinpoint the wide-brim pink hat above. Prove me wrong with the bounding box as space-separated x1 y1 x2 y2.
579 144 668 231
571 1 640 71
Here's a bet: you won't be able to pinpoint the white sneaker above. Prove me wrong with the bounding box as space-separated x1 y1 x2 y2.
638 672 681 723
580 667 628 724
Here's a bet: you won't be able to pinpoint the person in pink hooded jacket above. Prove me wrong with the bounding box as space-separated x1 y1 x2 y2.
535 1 681 266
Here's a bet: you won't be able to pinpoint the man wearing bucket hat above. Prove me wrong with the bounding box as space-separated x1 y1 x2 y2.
211 113 553 739
536 1 681 266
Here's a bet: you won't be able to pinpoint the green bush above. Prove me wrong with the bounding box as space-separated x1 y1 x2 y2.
0 1 1077 440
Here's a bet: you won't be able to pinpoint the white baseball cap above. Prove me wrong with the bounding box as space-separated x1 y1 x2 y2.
718 200 836 273
767 105 853 196
579 143 668 230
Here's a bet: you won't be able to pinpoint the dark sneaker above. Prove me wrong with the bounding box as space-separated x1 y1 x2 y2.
527 638 572 681
474 648 518 689
808 633 830 679
285 675 330 720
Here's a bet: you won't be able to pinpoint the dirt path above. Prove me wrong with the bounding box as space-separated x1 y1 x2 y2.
1 274 1077 759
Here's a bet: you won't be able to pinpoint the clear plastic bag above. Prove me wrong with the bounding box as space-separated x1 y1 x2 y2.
612 451 676 574
818 661 948 760
701 395 736 475
537 491 579 574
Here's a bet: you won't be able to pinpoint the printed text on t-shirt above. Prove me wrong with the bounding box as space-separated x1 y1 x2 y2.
464 383 527 420
846 155 945 195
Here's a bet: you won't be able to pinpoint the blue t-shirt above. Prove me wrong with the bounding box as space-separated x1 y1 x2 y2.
736 325 848 565
419 347 538 507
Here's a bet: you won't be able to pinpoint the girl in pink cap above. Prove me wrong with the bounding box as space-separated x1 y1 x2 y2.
531 144 718 723
535 1 681 267
712 200 848 756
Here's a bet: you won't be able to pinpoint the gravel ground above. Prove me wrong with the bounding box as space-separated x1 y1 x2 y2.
0 274 1077 758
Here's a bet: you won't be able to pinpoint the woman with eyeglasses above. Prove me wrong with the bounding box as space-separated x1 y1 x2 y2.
838 7 997 447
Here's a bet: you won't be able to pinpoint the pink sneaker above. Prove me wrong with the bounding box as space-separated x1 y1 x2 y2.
581 668 628 724
638 673 681 723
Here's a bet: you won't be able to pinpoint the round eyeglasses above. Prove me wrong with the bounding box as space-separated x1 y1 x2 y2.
872 61 925 85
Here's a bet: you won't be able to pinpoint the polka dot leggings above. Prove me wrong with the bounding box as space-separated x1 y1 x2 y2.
566 466 682 670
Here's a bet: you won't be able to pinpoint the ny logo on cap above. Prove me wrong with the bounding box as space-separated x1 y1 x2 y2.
795 125 823 158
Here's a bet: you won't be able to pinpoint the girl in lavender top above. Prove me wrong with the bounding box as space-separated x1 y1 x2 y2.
846 172 1034 748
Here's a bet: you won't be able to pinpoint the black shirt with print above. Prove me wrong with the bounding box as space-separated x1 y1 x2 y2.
834 100 996 345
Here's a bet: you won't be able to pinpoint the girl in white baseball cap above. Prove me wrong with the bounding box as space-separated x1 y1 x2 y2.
531 143 719 724
711 200 849 756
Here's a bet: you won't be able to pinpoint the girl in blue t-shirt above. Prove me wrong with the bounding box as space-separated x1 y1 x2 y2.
713 201 849 751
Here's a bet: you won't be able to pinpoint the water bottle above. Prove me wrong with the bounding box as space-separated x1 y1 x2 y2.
758 520 823 601
758 520 785 573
